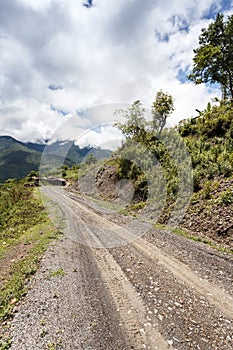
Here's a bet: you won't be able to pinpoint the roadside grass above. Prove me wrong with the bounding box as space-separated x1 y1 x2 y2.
0 222 58 322
155 223 233 254
0 180 48 258
0 182 59 349
46 268 65 279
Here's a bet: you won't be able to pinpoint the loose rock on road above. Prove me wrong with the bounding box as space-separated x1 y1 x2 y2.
10 186 233 349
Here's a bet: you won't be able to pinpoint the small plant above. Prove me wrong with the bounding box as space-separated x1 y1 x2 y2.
40 327 48 338
218 189 233 205
47 269 65 278
129 202 146 211
40 318 46 326
47 338 62 350
0 337 12 350
47 342 57 350
202 180 212 199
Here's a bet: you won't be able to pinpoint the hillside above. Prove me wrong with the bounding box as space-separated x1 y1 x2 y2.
178 102 233 247
0 136 42 183
0 136 111 183
68 101 233 249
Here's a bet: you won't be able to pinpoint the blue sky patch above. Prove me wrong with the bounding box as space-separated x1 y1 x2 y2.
155 31 169 42
50 105 69 116
201 0 232 21
176 68 189 83
220 0 233 13
48 84 63 91
93 125 103 133
169 14 189 33
202 3 219 20
83 0 93 8
76 109 88 118
205 81 221 93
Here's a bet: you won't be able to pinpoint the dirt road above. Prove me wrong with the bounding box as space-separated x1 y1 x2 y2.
10 186 232 349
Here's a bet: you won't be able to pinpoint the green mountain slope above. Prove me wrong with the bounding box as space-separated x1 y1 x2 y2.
0 136 42 183
0 136 112 183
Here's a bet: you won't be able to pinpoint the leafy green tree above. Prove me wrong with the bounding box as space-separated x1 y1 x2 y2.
114 100 147 140
151 90 174 135
188 13 233 100
85 153 97 165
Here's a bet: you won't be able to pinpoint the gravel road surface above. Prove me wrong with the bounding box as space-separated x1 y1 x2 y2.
9 186 233 350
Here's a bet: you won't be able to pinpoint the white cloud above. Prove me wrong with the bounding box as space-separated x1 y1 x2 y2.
0 0 231 143
77 125 124 150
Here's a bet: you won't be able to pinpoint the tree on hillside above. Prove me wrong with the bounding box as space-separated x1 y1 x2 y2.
188 13 233 100
85 153 97 165
151 90 174 135
114 100 147 140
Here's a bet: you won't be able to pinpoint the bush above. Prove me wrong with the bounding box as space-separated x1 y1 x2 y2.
218 189 233 205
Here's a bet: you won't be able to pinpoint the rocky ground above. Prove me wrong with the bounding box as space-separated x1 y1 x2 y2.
180 177 233 249
5 186 232 350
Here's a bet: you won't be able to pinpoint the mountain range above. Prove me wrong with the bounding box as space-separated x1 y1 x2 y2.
0 136 111 183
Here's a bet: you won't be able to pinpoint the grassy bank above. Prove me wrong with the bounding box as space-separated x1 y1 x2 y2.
0 180 59 349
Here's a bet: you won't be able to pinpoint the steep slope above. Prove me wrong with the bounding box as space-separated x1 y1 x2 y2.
0 136 41 182
0 136 112 183
72 102 233 248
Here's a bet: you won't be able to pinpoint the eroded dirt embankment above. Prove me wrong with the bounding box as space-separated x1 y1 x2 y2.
76 165 233 249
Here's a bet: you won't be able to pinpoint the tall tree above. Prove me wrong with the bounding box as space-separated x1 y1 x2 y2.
151 90 174 135
114 100 147 140
188 13 233 100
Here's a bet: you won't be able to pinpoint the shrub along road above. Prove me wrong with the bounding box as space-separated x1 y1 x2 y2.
9 186 232 350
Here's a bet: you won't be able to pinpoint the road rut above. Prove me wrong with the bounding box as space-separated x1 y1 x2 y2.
9 186 233 349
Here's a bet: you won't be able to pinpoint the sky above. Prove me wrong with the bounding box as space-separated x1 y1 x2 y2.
0 0 232 145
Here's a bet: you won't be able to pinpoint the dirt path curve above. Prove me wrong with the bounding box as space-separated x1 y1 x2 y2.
9 186 233 349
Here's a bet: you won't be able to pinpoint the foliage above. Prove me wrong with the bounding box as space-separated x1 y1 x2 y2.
112 93 233 223
0 182 58 327
151 90 174 134
113 95 184 219
0 222 57 323
178 102 233 186
0 180 44 242
84 153 97 165
188 13 233 99
114 100 147 140
0 337 12 350
47 269 65 279
218 188 233 205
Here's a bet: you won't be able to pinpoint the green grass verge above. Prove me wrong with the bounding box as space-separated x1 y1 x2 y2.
0 182 60 349
0 222 59 323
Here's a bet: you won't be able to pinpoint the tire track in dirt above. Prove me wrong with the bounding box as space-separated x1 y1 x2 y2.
109 243 233 350
132 238 233 320
93 248 171 350
43 187 233 349
63 201 171 348
43 186 171 349
43 187 233 318
43 189 172 350
56 188 232 320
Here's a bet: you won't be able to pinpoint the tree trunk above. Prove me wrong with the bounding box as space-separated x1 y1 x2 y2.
227 71 233 100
